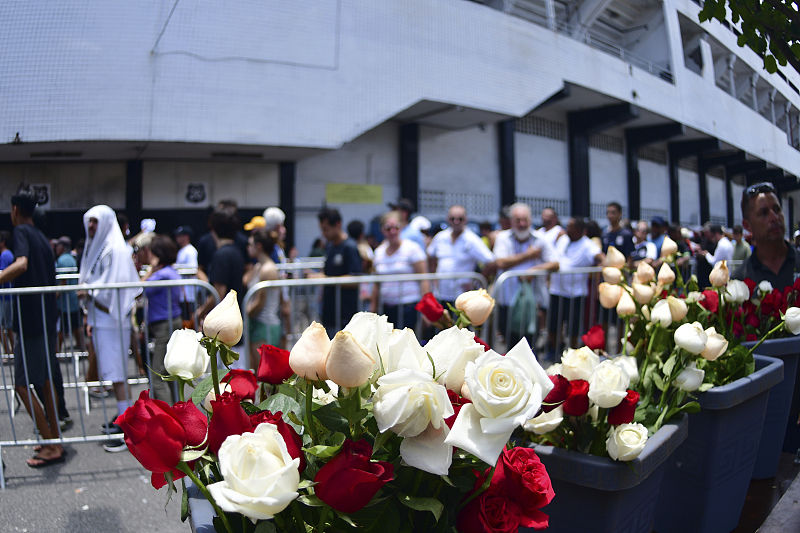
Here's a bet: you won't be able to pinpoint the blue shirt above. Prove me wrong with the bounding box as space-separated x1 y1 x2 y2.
56 252 79 313
144 266 182 324
0 249 13 300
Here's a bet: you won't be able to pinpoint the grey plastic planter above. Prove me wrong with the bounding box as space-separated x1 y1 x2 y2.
520 415 688 533
187 482 216 533
743 336 800 478
654 354 784 533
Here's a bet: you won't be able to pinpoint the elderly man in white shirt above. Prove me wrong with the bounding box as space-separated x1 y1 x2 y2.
547 217 604 358
493 203 559 348
427 205 495 305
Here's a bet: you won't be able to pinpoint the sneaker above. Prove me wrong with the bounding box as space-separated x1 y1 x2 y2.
59 416 73 431
100 422 122 434
103 439 127 453
88 387 110 399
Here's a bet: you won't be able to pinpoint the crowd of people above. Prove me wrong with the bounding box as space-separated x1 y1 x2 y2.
1 180 797 468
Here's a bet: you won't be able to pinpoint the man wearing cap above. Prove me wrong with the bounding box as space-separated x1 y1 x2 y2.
389 198 426 250
263 207 292 340
649 216 668 257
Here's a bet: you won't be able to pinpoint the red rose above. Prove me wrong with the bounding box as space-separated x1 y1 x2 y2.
474 336 491 352
700 290 719 313
114 390 186 484
562 380 590 416
607 389 639 425
222 369 259 401
761 289 786 317
171 400 208 448
581 325 605 351
257 344 293 384
314 439 394 513
458 486 525 533
490 447 554 528
445 390 472 429
416 292 444 322
744 278 756 296
732 320 744 338
207 392 253 454
250 410 306 473
746 333 758 341
542 374 569 413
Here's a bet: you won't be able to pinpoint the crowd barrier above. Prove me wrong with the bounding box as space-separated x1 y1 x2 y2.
0 279 218 489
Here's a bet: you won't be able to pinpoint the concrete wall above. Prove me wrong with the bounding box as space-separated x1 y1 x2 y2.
514 133 570 203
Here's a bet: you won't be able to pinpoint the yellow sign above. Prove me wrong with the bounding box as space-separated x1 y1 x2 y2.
325 183 383 204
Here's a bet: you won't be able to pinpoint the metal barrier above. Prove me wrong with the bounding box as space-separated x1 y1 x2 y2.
0 279 219 489
241 272 488 365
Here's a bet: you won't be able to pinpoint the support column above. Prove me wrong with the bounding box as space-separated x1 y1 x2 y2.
668 138 719 224
399 123 420 208
125 160 143 225
498 119 516 208
279 162 296 250
725 174 734 227
624 123 683 221
698 157 710 224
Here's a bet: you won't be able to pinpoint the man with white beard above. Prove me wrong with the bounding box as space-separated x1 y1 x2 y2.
493 203 559 349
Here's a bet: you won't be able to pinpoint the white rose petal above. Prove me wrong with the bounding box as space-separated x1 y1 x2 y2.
650 299 672 327
399 424 453 476
425 326 484 392
674 322 708 355
546 362 563 376
660 236 678 258
164 329 208 380
602 267 623 284
612 355 639 385
455 289 495 326
373 369 453 438
381 328 432 375
636 261 656 284
445 338 552 465
674 361 705 392
288 322 330 381
786 307 800 335
598 282 623 309
311 381 339 405
725 280 750 304
616 290 636 317
604 246 626 268
632 283 655 305
667 296 688 321
587 360 630 408
524 406 564 435
709 261 730 288
343 312 393 366
758 280 773 294
606 423 649 461
700 327 728 361
202 290 243 346
560 346 600 381
325 331 376 388
207 423 300 522
657 263 675 285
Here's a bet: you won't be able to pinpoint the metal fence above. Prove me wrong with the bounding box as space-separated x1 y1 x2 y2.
0 279 218 489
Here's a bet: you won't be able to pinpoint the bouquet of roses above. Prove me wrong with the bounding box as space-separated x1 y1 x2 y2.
596 245 800 431
113 290 557 532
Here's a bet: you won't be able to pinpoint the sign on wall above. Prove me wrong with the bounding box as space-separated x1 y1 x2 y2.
325 183 382 204
184 182 208 207
31 183 50 209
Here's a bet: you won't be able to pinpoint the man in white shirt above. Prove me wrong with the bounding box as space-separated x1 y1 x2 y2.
547 217 604 358
700 224 734 266
631 220 657 265
535 206 563 248
174 226 198 321
427 205 495 305
493 203 559 348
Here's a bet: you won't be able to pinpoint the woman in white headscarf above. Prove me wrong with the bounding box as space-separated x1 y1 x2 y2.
79 205 141 452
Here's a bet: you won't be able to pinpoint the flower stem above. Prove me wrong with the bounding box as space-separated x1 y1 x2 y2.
622 318 630 355
176 461 234 533
210 343 221 397
316 506 330 532
746 320 786 356
178 379 185 402
304 380 316 443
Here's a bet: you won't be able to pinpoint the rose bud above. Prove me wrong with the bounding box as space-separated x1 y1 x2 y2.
599 282 623 309
674 361 705 391
636 261 655 284
616 290 636 317
164 329 208 380
221 369 259 401
171 400 209 449
455 289 495 326
604 246 626 268
202 290 243 346
607 389 639 426
257 344 294 384
562 379 590 416
325 331 376 388
674 322 708 355
785 307 800 335
650 299 672 327
632 282 655 305
700 326 728 361
725 280 750 304
602 267 623 284
709 260 730 288
667 296 688 321
288 322 330 381
657 263 675 285
415 292 445 322
660 236 678 258
541 374 569 412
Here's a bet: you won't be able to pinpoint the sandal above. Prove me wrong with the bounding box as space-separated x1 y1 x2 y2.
27 450 67 468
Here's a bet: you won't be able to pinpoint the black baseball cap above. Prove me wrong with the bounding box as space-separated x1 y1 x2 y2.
388 198 415 213
174 225 194 238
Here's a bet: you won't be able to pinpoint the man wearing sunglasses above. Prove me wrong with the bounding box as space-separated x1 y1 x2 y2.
733 182 799 288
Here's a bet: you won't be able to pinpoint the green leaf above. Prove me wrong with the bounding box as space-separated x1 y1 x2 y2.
398 494 444 522
191 369 230 408
698 382 714 392
254 521 278 533
662 353 677 378
313 403 351 434
258 393 304 433
651 372 665 390
305 443 344 459
765 55 778 73
296 494 327 507
180 480 189 522
219 343 239 366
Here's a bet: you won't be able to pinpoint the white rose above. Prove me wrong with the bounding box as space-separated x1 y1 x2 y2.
560 346 600 381
667 296 688 321
657 263 675 285
660 236 678 258
381 327 432 375
686 291 703 304
587 360 630 408
373 369 453 438
311 381 339 405
674 361 705 392
325 331 376 388
636 261 655 284
546 362 563 376
700 327 728 361
445 338 553 465
674 322 708 355
455 289 496 326
202 290 243 346
632 283 655 305
612 355 639 385
786 307 800 335
758 280 773 294
524 406 564 435
164 329 208 380
207 423 300 522
602 267 623 284
606 423 649 461
616 289 636 317
709 261 730 288
344 312 393 367
725 280 750 304
202 382 233 412
289 322 330 381
598 282 623 309
604 246 626 268
425 326 484 392
650 299 672 327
